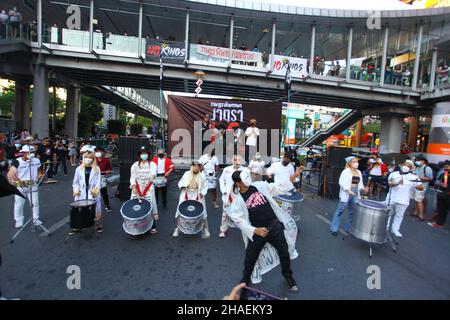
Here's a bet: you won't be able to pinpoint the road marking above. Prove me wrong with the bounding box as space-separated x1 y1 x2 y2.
315 214 349 236
40 216 69 237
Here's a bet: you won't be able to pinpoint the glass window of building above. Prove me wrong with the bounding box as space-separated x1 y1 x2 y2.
314 24 348 78
385 25 418 87
350 26 383 83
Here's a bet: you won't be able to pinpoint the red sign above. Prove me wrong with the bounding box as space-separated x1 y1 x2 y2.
196 79 203 86
195 87 202 94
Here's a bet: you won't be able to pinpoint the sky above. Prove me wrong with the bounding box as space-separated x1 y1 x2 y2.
245 0 412 10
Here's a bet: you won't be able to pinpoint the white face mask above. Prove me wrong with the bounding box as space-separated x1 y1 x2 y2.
95 152 102 158
26 153 35 160
415 161 422 167
140 154 149 161
84 158 93 165
401 166 410 173
351 162 359 169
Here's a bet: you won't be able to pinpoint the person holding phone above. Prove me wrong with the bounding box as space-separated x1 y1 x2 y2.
228 169 301 292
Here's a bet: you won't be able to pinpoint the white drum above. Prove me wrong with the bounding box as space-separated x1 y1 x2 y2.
154 176 167 188
205 173 217 190
177 200 205 234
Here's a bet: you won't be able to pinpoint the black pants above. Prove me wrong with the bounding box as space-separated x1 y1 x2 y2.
45 161 55 179
54 157 67 175
437 193 450 226
245 144 257 164
101 186 110 208
241 221 293 284
155 186 167 207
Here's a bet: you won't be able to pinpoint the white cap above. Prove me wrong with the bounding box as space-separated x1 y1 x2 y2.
20 145 35 153
80 145 96 153
345 156 357 163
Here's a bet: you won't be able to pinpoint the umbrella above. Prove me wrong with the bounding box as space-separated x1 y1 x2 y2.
0 174 25 199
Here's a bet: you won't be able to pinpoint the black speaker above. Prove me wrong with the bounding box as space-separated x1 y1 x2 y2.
327 146 353 168
120 162 132 183
323 182 340 200
323 167 345 183
118 181 131 201
118 137 155 163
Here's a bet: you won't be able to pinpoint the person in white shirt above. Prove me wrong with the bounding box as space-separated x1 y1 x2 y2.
367 154 384 200
386 160 424 238
130 147 159 234
151 148 174 209
248 152 265 182
330 156 367 236
72 151 103 234
198 150 219 208
219 155 251 238
413 155 434 221
266 153 295 184
173 161 210 238
7 145 43 228
245 119 259 163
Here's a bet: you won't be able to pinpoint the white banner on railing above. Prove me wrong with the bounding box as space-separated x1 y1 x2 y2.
271 55 308 78
196 45 261 63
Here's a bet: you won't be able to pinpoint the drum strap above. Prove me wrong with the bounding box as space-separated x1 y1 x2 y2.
136 180 153 197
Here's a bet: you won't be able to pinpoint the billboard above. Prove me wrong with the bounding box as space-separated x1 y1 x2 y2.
271 55 308 78
167 96 282 161
145 39 186 64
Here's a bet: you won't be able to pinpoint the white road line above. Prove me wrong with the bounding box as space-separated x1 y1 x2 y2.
315 214 349 236
40 216 69 237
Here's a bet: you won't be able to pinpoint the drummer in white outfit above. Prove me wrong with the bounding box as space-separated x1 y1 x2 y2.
248 152 265 182
173 161 210 238
218 155 251 238
130 147 159 234
72 151 103 234
7 145 43 228
386 160 424 238
199 150 219 208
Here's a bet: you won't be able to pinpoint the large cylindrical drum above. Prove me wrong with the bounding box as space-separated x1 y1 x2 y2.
120 198 153 235
350 199 389 244
177 200 205 234
274 191 303 222
70 200 96 229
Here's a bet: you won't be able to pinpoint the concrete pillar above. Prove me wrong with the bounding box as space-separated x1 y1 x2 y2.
31 64 49 139
428 101 450 164
14 80 30 131
407 116 419 152
379 115 403 154
65 86 80 138
355 119 363 148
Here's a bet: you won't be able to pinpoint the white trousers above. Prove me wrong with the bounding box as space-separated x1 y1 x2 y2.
14 187 39 224
387 202 408 233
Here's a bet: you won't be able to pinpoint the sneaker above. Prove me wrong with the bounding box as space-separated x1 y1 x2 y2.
202 229 211 239
219 231 226 238
69 229 81 236
150 228 158 234
286 277 298 292
172 228 180 238
15 220 24 229
428 222 444 229
331 231 338 237
33 219 43 226
392 230 402 238
105 207 113 213
95 225 103 233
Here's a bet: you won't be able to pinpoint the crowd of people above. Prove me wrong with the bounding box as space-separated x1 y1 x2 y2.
1 122 449 295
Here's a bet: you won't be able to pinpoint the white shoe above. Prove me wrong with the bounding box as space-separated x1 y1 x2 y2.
33 219 43 226
172 228 180 238
202 229 211 239
15 220 24 228
392 230 402 238
219 231 226 238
